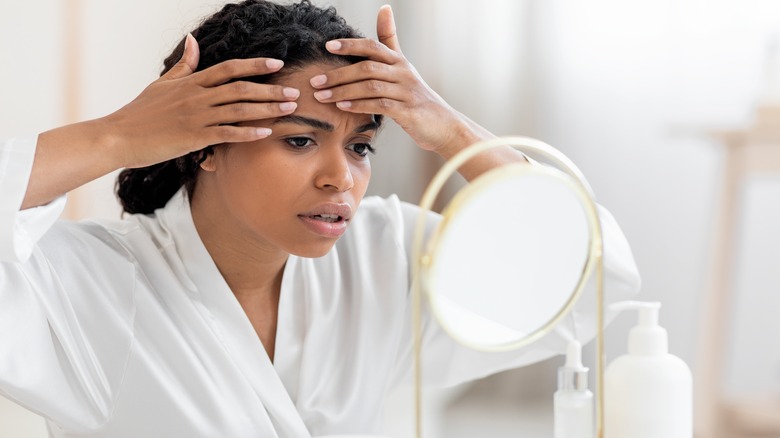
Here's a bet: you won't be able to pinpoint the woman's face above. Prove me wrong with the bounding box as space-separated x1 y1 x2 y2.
196 62 378 258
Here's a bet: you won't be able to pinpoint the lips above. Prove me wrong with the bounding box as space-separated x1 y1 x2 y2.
297 203 353 238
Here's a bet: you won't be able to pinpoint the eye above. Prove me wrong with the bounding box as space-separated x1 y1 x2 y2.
284 137 315 149
347 143 376 157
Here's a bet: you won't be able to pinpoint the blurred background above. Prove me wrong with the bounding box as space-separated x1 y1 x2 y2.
2 0 780 437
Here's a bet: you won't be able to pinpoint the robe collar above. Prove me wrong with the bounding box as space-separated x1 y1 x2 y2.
157 189 310 438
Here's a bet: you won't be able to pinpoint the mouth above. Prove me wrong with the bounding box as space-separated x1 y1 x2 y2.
297 204 353 238
303 213 345 223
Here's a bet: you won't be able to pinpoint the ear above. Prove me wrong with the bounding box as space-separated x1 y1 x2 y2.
198 149 218 172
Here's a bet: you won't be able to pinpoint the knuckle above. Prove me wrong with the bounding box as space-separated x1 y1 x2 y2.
378 98 393 109
368 39 382 52
221 60 242 77
235 127 257 142
231 103 249 117
215 125 236 141
366 80 383 93
326 70 341 82
232 81 250 96
361 61 377 74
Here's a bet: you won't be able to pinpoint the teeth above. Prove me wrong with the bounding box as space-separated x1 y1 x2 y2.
314 214 340 222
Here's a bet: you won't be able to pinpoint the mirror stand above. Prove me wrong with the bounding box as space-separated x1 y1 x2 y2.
411 136 606 438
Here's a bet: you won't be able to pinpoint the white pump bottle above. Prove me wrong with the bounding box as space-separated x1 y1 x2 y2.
604 301 692 438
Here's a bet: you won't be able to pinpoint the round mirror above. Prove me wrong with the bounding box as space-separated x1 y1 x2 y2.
420 162 596 351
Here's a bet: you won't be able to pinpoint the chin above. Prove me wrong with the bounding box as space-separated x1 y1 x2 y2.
288 240 339 259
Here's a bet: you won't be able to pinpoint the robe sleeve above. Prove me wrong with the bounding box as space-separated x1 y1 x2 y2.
0 136 66 263
389 168 642 389
0 137 136 433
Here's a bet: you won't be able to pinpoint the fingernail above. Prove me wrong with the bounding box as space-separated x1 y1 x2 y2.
326 40 342 51
283 87 300 98
266 59 284 69
314 90 332 100
256 128 272 137
336 101 352 109
280 102 297 112
310 74 327 87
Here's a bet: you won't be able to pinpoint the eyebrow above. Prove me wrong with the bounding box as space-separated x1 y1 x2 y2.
272 115 379 134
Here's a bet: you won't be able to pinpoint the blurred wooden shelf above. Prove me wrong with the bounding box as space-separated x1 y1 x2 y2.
696 104 780 438
722 396 780 436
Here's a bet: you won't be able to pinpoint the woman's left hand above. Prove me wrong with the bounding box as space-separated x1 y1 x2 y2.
309 5 476 156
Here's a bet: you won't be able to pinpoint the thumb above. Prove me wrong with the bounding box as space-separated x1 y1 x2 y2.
377 5 401 53
162 33 200 80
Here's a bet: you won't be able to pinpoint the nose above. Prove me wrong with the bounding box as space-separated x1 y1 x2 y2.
314 146 354 192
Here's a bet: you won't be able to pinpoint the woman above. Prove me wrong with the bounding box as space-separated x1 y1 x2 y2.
0 1 640 436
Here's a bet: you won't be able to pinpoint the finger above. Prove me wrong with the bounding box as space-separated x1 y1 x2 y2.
309 61 403 89
162 33 200 81
334 98 401 115
182 34 200 73
194 58 285 87
310 60 397 89
208 81 300 106
325 38 400 65
313 80 408 104
209 101 298 125
204 125 274 145
377 5 402 53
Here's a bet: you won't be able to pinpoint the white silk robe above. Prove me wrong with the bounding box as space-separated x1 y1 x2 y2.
0 137 640 437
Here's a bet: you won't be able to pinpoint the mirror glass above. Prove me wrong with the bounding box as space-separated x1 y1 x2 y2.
423 163 592 351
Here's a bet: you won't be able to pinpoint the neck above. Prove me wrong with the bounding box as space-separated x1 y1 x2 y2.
189 190 288 300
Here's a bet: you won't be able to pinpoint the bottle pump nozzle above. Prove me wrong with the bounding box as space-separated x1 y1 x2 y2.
555 340 594 438
559 340 588 391
609 301 667 356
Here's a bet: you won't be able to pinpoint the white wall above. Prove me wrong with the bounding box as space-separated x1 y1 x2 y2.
0 0 64 137
530 0 780 396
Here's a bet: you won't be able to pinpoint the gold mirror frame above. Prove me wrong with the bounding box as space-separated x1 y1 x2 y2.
411 136 606 438
424 162 593 352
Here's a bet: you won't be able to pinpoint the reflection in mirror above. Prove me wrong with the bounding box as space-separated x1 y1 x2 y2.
423 163 591 351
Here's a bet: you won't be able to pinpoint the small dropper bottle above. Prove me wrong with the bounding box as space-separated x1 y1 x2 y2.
554 340 594 438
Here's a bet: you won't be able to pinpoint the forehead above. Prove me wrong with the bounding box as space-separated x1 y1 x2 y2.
273 63 374 127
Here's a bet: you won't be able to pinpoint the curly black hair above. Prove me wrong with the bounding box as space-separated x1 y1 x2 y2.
116 0 368 215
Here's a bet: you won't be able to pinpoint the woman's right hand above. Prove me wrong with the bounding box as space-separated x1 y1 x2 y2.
23 34 298 210
105 33 300 169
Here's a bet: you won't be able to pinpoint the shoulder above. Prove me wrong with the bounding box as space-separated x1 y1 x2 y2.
41 218 140 264
353 194 402 223
344 195 410 247
333 195 435 263
352 194 427 227
39 208 175 270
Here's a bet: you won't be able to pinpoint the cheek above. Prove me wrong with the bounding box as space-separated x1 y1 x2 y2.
212 151 295 217
352 160 372 194
219 148 290 189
